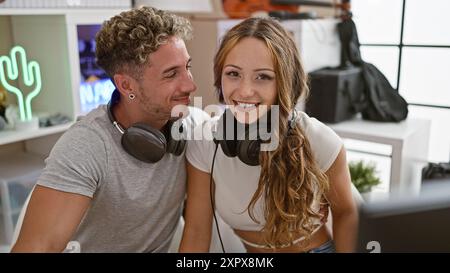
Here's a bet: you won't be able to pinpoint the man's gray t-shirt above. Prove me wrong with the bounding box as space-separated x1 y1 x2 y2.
37 105 209 252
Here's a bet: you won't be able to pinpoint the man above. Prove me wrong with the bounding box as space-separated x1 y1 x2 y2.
12 6 209 252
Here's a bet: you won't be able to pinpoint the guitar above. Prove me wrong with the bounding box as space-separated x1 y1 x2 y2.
222 0 299 18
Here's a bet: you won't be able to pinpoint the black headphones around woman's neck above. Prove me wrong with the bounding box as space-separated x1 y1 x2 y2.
212 108 297 166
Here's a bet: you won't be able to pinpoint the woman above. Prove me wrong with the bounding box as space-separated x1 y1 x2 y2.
179 17 358 253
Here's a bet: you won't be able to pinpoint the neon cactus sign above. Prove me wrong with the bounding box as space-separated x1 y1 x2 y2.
0 45 42 122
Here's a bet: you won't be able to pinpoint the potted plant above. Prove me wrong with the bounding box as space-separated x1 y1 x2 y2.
349 160 382 199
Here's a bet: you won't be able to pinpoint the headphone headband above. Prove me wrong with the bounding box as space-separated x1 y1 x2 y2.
107 90 126 134
288 109 298 131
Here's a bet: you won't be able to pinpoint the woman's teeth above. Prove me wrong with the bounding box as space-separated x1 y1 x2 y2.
233 100 259 109
237 102 257 108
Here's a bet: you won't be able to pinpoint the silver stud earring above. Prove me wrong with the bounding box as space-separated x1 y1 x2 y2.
128 93 135 100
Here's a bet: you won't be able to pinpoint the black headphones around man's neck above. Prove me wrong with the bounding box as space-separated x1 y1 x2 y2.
107 90 186 163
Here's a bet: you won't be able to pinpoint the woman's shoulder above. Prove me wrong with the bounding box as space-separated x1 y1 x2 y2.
296 111 334 136
185 114 219 172
297 111 331 134
296 111 343 171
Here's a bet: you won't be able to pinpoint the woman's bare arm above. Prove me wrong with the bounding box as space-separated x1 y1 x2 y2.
325 147 359 252
179 161 214 252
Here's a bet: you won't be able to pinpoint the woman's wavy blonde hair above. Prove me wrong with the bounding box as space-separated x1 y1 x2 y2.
214 17 329 248
95 6 192 79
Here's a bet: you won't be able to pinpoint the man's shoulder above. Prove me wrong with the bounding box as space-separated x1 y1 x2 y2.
65 105 110 143
75 105 109 125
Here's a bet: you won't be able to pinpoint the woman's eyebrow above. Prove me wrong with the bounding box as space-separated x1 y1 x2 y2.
224 64 242 70
254 68 275 72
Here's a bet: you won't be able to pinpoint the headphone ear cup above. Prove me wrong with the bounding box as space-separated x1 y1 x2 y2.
237 139 261 166
175 139 187 155
219 139 238 157
167 138 186 156
121 123 167 163
236 119 261 166
166 121 186 156
213 109 239 158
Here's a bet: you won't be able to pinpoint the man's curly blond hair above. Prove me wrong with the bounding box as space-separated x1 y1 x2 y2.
95 6 193 79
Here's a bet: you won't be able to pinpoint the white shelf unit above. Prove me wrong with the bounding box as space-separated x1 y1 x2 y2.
0 7 128 247
0 122 73 146
0 0 131 9
1 8 127 119
0 152 45 245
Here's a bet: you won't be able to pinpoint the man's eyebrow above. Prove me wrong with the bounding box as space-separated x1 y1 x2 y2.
162 58 192 74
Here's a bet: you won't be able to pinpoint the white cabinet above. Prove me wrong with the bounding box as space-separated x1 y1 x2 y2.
327 115 431 195
0 7 128 247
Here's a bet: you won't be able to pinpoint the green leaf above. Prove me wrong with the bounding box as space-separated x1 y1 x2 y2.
349 160 382 193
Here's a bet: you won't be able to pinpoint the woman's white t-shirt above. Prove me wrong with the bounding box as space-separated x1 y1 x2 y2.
186 111 343 231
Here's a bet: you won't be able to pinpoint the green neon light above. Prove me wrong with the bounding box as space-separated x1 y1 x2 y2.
0 45 42 122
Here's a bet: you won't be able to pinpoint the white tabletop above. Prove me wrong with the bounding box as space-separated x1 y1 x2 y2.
326 115 431 143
